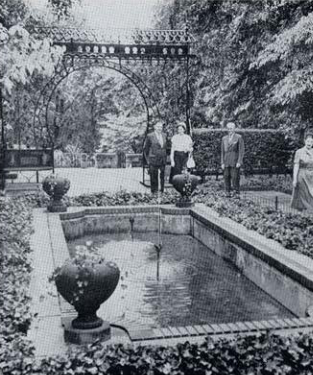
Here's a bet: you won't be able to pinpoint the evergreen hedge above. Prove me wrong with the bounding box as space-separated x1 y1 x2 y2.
193 129 300 177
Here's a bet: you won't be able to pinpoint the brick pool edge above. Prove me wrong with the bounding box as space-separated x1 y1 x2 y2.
46 204 313 344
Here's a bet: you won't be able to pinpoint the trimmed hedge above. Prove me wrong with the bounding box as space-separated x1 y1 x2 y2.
193 129 300 177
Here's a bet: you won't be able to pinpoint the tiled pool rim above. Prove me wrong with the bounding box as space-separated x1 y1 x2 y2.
47 204 313 343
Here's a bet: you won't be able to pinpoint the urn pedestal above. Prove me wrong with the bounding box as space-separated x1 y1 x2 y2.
55 261 120 344
172 173 201 208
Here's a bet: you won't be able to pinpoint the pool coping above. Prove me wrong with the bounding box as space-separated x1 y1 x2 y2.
126 317 313 343
48 204 313 345
191 206 313 293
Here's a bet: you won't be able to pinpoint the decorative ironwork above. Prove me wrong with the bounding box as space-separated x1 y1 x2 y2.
32 58 163 147
28 27 195 60
0 26 196 191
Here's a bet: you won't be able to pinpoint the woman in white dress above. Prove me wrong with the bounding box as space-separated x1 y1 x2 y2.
169 123 193 184
291 133 313 211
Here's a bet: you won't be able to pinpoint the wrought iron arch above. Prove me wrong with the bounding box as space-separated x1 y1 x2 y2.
33 57 164 148
1 26 196 190
30 26 195 133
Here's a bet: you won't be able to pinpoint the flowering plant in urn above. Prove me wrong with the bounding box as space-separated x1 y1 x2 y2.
50 242 120 330
42 173 70 212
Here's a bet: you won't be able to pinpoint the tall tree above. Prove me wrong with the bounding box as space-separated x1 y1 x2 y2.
0 0 80 148
155 0 313 136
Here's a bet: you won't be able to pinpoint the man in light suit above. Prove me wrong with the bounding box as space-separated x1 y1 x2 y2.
221 122 245 197
144 122 167 193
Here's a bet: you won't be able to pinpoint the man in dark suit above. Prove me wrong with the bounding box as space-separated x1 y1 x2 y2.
221 122 245 197
144 122 167 193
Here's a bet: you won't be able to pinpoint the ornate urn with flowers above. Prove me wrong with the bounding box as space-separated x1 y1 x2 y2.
42 174 70 212
172 170 201 207
51 243 120 331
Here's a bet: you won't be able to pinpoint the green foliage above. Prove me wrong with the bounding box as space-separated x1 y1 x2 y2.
3 191 313 372
193 130 299 176
196 185 313 254
0 0 85 151
48 0 78 18
0 0 68 151
24 181 313 256
19 189 179 209
25 334 313 374
69 190 179 207
206 174 293 194
155 0 313 134
43 67 147 154
0 196 35 373
0 0 27 28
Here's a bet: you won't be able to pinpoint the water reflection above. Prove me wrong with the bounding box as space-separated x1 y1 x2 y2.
68 232 295 329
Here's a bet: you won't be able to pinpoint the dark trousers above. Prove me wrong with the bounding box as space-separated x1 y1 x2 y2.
149 165 165 193
223 166 240 193
169 151 189 184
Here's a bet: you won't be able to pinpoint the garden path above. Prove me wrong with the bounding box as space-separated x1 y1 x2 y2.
6 167 148 196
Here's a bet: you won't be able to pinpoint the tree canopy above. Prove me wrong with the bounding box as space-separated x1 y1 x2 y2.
2 0 313 156
156 0 313 137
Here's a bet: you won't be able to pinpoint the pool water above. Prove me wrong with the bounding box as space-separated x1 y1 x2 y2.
68 232 294 329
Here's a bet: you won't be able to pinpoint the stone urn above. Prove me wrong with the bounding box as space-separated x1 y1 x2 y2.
42 174 70 212
52 245 120 344
172 172 201 207
54 260 120 330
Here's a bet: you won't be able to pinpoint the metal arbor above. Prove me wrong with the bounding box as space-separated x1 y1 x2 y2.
32 26 195 131
0 26 195 189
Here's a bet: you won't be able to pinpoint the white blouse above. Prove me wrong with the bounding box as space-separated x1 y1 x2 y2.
171 134 193 153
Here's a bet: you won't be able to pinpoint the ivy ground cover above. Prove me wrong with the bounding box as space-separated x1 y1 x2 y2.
2 193 313 373
23 185 313 257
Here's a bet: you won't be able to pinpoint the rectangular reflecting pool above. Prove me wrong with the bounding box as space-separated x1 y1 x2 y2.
68 232 295 329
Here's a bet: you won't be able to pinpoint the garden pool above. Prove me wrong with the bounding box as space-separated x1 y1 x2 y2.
68 232 295 329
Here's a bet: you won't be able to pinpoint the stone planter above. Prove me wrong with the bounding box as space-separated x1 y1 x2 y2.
55 261 120 330
172 173 201 207
42 175 70 212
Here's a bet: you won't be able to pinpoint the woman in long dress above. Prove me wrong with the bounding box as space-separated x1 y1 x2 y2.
169 123 193 184
291 133 313 211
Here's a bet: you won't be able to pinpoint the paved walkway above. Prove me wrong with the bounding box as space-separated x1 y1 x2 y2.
6 167 149 196
27 209 68 357
28 209 131 357
27 204 313 358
